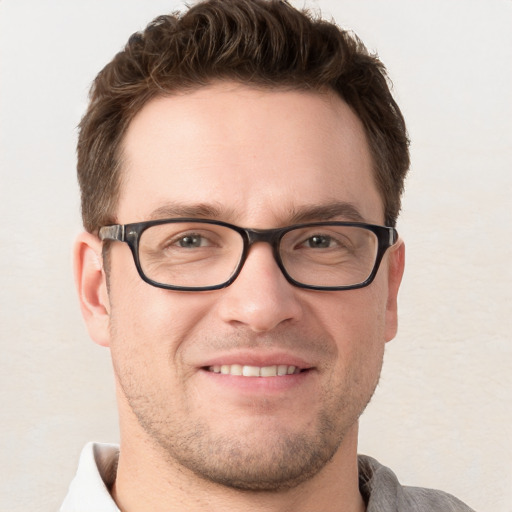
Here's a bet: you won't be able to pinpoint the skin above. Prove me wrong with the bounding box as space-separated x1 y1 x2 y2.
75 82 405 512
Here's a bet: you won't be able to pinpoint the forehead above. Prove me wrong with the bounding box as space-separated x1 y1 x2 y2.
118 82 383 226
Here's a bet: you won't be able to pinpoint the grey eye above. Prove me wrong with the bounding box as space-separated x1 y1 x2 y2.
305 235 333 248
177 234 206 248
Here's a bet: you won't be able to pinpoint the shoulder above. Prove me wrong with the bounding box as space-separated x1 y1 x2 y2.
358 455 476 512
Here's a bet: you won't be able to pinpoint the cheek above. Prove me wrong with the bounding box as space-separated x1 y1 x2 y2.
310 280 388 348
107 258 216 372
308 282 388 384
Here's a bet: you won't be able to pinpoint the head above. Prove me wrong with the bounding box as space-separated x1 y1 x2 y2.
77 0 409 234
75 0 408 496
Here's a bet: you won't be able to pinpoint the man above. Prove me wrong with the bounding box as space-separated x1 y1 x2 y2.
62 0 475 510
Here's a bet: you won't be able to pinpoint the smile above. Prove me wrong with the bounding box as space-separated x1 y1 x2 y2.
207 364 302 377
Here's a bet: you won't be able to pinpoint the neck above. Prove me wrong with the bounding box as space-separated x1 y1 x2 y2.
112 423 365 512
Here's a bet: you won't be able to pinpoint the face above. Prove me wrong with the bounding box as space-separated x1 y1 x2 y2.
79 83 404 491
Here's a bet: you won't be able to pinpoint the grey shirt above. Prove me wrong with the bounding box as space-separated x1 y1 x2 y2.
61 443 476 511
358 455 476 511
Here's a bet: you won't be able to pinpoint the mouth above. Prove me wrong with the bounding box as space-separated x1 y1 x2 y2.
205 364 307 377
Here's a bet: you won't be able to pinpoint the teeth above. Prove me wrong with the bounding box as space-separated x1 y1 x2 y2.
230 364 243 376
260 366 277 377
208 364 300 377
277 365 288 376
243 365 261 377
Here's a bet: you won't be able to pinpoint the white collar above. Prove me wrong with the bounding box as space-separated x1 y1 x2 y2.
60 442 120 512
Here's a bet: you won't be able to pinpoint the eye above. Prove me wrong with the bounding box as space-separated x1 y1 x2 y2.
302 235 337 249
175 233 210 248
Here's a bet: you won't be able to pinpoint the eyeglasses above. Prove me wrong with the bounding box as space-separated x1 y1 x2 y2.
99 218 398 291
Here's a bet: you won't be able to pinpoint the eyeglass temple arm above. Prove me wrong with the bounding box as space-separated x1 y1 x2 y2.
98 225 125 242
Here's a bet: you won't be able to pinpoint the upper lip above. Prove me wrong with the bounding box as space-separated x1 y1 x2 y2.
198 351 314 371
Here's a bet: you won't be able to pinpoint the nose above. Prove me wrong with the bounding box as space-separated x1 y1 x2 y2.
216 243 303 333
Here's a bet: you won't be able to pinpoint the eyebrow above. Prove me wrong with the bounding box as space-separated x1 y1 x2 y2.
147 200 366 225
148 202 236 221
287 202 366 224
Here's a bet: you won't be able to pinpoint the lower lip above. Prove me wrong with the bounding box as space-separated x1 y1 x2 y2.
199 368 313 394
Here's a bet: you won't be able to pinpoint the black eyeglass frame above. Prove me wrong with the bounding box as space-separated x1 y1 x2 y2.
99 218 398 292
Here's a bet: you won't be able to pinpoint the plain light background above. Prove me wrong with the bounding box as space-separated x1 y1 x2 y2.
1 1 511 511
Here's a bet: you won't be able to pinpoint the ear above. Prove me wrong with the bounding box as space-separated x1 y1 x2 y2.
384 239 405 342
73 231 111 347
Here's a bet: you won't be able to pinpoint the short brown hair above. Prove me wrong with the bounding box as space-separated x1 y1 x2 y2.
77 0 409 232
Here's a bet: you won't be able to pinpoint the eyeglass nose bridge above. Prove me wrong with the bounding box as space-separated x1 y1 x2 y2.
244 226 285 246
235 226 289 280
